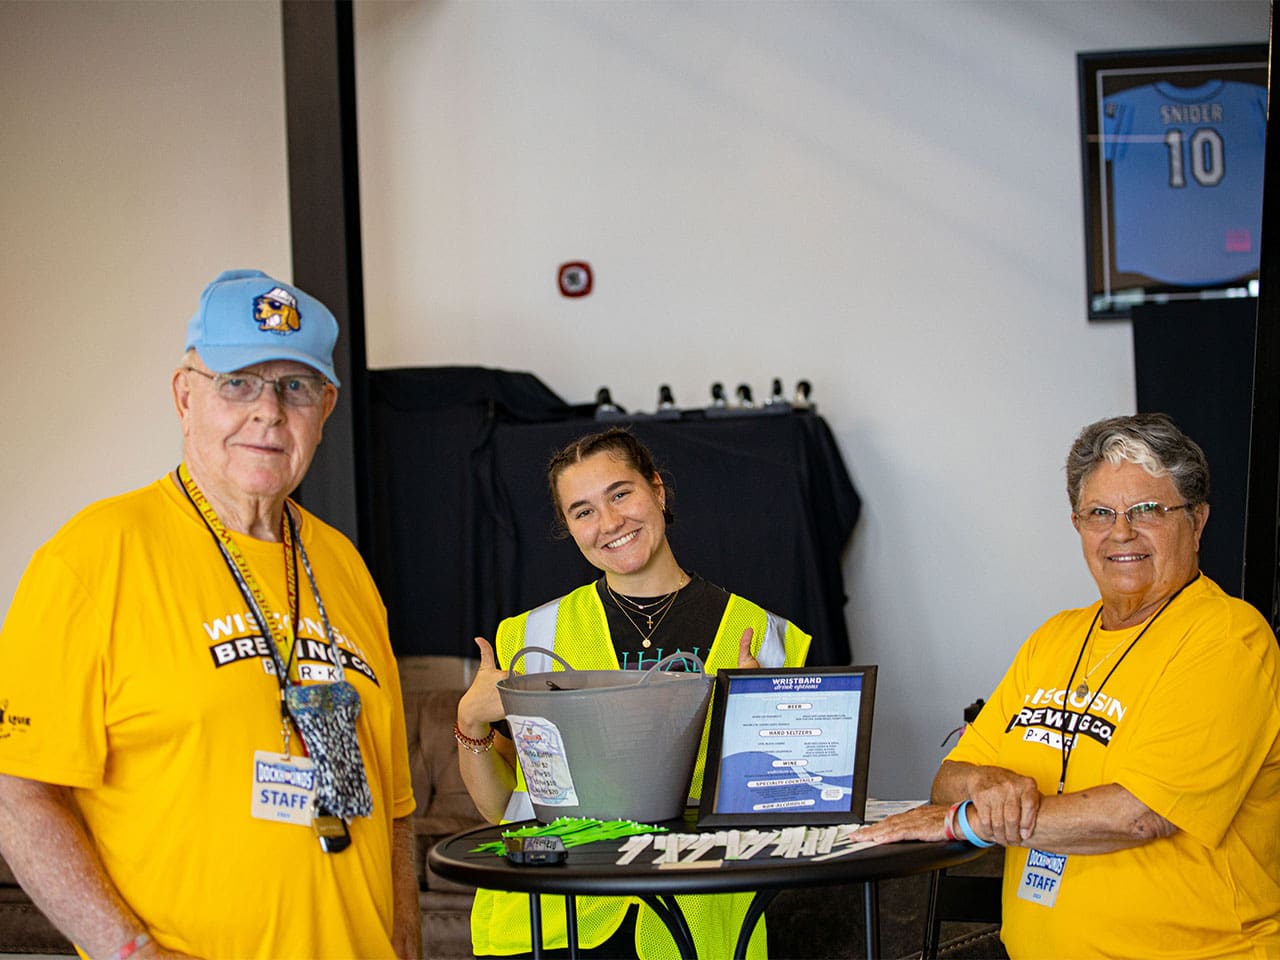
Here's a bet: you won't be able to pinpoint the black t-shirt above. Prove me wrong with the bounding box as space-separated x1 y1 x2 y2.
492 575 731 671
494 575 731 738
595 574 730 671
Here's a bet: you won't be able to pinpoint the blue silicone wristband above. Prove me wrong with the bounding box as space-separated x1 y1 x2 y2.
956 800 996 848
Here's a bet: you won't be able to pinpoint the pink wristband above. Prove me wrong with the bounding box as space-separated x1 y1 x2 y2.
943 802 960 841
110 932 150 960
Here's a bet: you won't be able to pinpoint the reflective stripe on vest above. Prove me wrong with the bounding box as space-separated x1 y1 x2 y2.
503 597 560 823
519 597 561 672
503 790 534 821
758 610 787 668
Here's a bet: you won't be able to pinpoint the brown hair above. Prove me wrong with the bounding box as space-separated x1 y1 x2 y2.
546 426 675 534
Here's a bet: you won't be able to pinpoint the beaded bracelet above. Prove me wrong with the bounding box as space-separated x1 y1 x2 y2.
108 932 150 960
955 800 996 848
454 721 496 754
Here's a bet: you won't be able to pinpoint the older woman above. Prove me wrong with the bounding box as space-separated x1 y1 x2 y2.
861 413 1280 958
455 426 810 959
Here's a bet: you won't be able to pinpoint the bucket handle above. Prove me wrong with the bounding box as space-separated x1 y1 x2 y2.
507 646 574 681
506 647 705 684
638 651 707 684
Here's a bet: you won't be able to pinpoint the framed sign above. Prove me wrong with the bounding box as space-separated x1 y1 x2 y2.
1077 44 1267 320
697 666 876 828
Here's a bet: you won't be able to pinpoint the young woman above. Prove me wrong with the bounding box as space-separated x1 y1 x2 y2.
456 426 811 959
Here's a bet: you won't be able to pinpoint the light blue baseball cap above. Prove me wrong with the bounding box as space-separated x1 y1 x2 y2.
184 269 340 386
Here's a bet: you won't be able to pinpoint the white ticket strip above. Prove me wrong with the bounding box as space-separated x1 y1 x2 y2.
615 823 879 869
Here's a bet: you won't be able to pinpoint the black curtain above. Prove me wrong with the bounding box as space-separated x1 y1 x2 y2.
1132 299 1255 597
368 368 861 665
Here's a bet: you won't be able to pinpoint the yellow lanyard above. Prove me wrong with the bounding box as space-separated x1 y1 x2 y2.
177 463 300 683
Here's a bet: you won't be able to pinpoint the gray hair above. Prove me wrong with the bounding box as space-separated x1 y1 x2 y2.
1065 413 1210 510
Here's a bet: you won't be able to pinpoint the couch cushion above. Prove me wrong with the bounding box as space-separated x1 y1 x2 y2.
0 886 73 953
420 889 479 960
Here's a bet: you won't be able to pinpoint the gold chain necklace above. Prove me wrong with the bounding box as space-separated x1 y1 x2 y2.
1075 629 1131 699
611 587 677 614
606 578 685 648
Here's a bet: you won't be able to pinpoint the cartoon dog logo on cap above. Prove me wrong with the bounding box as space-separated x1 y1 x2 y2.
254 287 301 335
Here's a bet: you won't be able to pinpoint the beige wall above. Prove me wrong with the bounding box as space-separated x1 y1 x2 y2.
353 0 1269 795
1 0 1269 795
0 0 291 610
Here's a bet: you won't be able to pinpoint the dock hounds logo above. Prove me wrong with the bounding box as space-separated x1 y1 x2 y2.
1006 687 1127 752
254 287 301 334
256 757 316 792
0 699 32 740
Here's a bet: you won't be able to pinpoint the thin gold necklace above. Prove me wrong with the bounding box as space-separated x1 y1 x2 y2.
1070 578 1193 701
611 587 677 614
1075 629 1131 699
606 577 686 647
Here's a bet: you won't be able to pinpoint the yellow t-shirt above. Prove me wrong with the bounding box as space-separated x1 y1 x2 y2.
949 575 1280 959
0 477 416 958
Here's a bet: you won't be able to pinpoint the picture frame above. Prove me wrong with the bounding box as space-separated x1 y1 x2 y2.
697 665 877 828
1077 44 1267 321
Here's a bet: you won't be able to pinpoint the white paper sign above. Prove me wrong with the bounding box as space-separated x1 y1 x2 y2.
507 714 579 807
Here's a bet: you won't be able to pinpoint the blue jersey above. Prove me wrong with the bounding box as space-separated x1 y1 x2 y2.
1102 79 1265 286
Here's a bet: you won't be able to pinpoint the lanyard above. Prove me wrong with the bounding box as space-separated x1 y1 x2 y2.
179 462 299 671
1056 574 1197 793
178 463 340 754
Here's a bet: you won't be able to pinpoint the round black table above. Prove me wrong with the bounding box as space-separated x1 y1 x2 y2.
428 819 990 959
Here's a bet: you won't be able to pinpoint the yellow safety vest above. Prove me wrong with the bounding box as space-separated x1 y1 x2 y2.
471 583 811 959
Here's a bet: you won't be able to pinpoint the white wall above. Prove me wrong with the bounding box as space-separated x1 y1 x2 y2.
353 0 1269 796
1 0 1268 799
0 0 291 611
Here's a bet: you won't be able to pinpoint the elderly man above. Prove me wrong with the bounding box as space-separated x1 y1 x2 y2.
0 270 419 959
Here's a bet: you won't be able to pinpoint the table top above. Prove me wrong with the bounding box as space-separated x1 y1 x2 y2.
428 818 990 898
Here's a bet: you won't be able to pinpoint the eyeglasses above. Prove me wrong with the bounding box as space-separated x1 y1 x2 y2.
184 367 328 408
1074 501 1194 529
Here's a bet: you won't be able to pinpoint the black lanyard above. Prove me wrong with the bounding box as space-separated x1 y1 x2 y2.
1056 575 1198 793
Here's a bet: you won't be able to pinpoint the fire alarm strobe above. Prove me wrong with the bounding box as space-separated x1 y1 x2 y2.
558 261 593 297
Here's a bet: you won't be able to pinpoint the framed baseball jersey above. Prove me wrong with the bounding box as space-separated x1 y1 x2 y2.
1078 45 1267 320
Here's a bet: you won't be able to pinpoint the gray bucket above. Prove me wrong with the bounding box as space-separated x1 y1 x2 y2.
497 647 713 823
